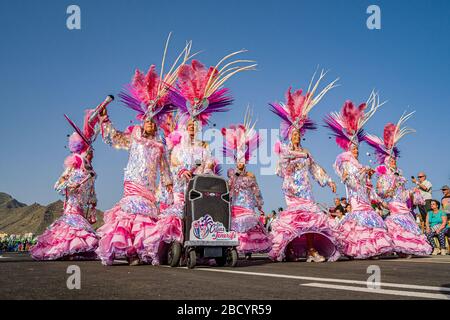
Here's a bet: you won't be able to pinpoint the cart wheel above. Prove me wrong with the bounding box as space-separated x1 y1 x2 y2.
226 248 238 267
168 241 182 267
187 249 196 269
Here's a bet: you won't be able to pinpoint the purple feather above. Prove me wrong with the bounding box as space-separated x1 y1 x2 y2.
64 114 90 146
244 134 261 162
269 103 291 124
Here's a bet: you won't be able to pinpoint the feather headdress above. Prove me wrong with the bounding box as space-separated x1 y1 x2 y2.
269 69 339 140
170 50 257 125
119 34 197 124
364 111 415 163
324 90 386 151
64 111 98 154
221 108 260 164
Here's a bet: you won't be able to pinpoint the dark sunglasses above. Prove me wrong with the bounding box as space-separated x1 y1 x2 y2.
418 175 425 178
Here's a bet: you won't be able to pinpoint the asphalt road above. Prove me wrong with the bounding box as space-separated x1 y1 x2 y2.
0 252 449 300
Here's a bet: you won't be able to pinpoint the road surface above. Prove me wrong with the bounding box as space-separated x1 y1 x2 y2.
0 252 449 300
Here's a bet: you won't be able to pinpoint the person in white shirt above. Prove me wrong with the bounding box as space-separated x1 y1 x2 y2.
412 172 432 223
333 207 345 227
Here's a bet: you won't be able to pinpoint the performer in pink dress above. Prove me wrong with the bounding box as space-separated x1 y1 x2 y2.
148 52 256 263
222 109 272 259
31 109 100 261
365 112 431 257
94 42 198 264
268 70 340 263
325 91 394 259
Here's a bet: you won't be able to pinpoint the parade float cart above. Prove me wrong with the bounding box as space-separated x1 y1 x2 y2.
168 175 239 269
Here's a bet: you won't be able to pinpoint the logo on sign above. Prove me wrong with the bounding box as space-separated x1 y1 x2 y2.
191 214 237 241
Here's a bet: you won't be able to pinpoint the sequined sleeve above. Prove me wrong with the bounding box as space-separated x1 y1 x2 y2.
308 154 332 187
201 142 215 174
251 175 264 209
85 174 97 205
170 147 187 177
339 161 359 190
227 169 236 199
276 147 291 178
101 118 131 150
54 168 71 195
376 173 392 199
160 148 173 187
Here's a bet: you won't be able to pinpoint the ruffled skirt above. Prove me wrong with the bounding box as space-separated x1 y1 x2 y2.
334 206 393 259
30 212 98 261
143 210 184 265
95 182 160 265
268 198 340 262
231 206 272 254
384 207 431 255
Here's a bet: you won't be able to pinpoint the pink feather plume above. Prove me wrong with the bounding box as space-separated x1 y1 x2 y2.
383 123 396 150
167 130 182 149
376 165 387 175
342 100 366 133
274 141 282 155
64 154 83 169
131 65 167 106
285 87 310 120
178 60 218 105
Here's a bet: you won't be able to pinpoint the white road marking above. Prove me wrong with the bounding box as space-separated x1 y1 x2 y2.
191 268 450 293
301 283 450 300
382 258 450 264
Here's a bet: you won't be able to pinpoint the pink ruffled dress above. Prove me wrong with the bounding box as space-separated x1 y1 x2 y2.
30 166 98 260
269 145 340 262
376 166 431 255
95 123 172 265
228 169 272 255
333 152 393 259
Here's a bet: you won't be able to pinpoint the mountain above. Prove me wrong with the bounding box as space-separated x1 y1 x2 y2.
0 193 27 209
0 192 104 235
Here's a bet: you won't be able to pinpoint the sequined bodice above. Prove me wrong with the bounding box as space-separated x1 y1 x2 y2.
335 152 371 205
124 137 165 191
228 170 263 210
171 140 213 193
277 145 331 202
54 167 96 214
377 168 409 203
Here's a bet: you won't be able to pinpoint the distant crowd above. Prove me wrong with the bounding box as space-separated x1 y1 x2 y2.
0 233 36 253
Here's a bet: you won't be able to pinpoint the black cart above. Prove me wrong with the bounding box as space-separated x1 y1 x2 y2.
169 174 239 269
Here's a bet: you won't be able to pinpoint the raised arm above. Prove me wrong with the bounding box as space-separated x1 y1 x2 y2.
99 113 132 150
54 167 72 195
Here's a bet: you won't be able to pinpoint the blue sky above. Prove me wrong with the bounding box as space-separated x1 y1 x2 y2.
0 0 449 212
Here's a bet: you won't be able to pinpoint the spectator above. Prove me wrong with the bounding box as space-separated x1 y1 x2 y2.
333 207 345 226
412 172 432 223
259 210 266 226
340 197 349 210
278 207 283 214
266 211 277 232
425 200 448 255
441 185 450 215
334 197 345 215
266 210 276 226
441 185 450 238
346 204 352 214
